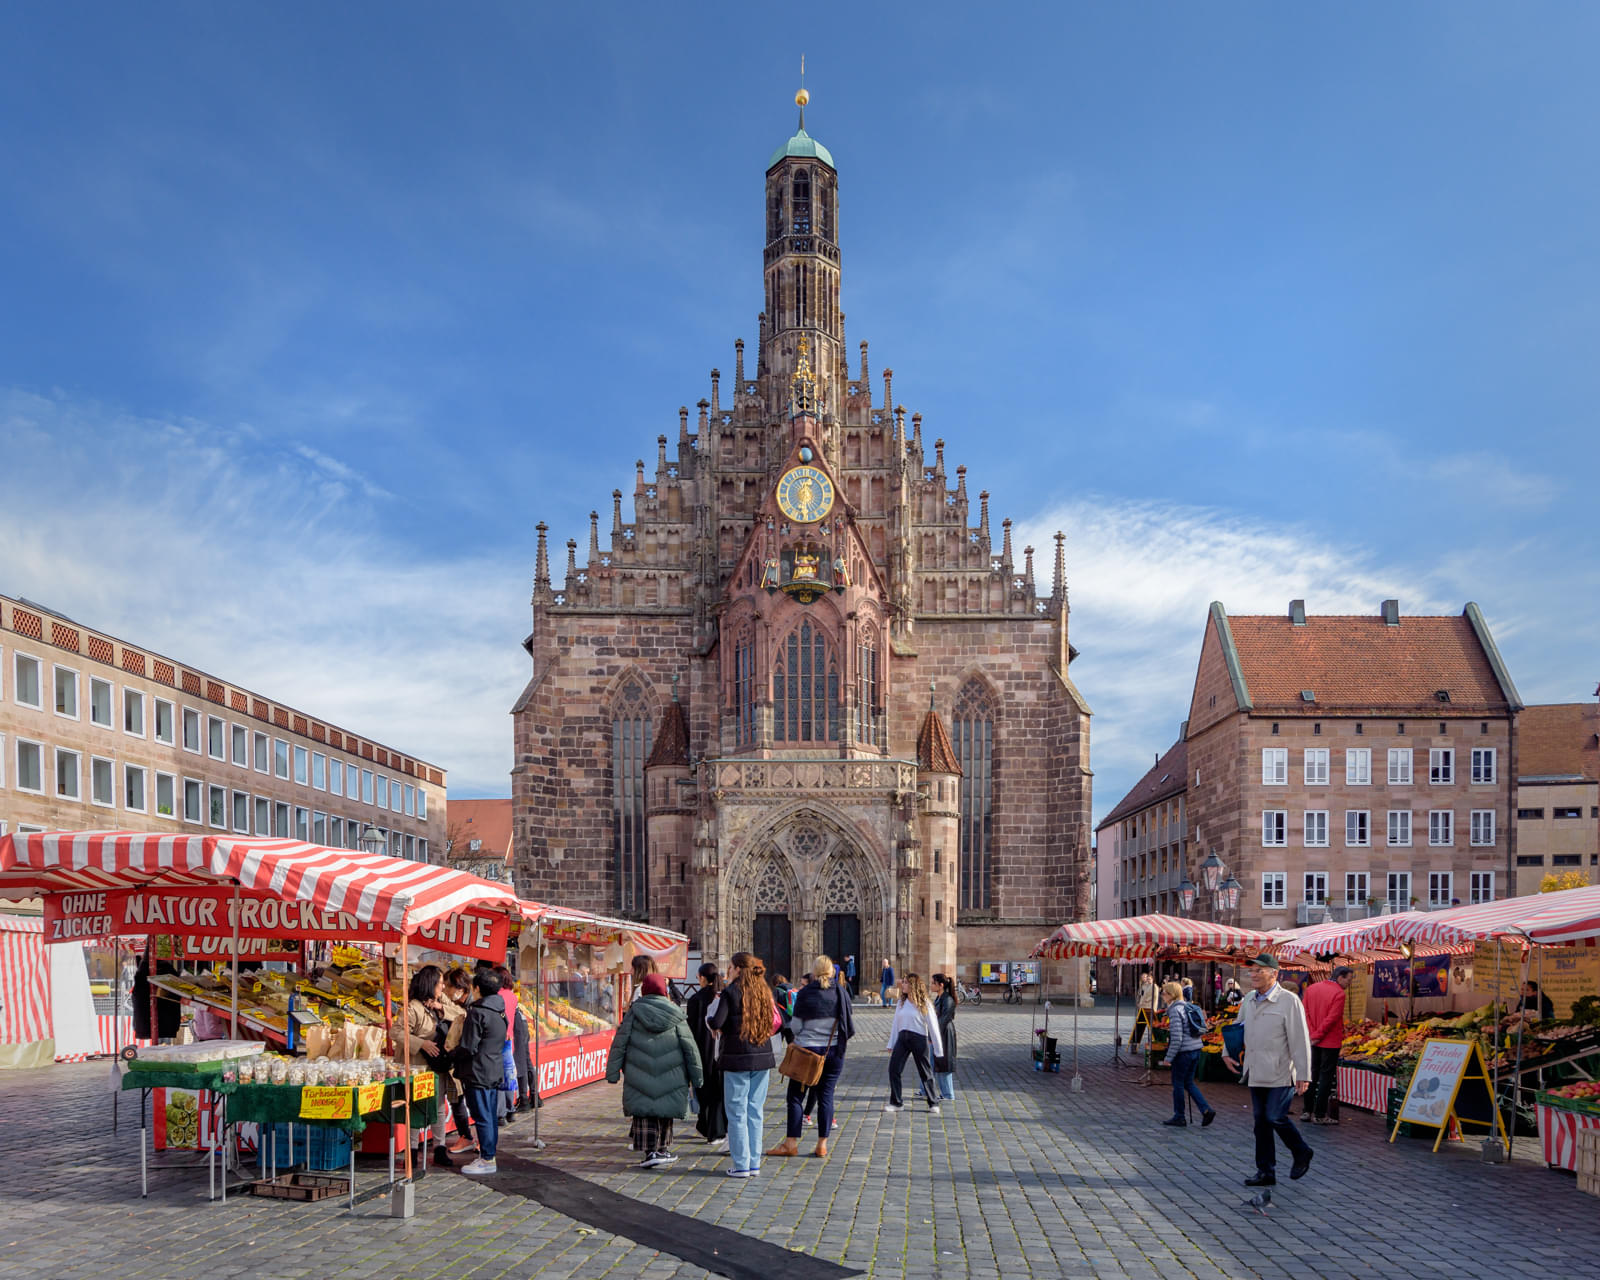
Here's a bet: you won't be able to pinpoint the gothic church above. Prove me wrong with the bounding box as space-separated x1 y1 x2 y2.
513 93 1092 982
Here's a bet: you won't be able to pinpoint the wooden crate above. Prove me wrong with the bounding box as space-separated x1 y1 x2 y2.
250 1173 350 1202
1577 1129 1600 1194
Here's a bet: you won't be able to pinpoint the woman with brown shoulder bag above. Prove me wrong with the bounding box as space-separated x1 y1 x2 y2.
768 955 855 1159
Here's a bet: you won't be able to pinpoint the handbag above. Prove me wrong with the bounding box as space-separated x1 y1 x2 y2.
777 986 842 1087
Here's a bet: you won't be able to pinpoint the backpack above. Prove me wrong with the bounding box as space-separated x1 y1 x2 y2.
1181 1001 1208 1039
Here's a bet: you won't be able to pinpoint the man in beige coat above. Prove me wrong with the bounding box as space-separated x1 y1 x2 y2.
1222 954 1314 1187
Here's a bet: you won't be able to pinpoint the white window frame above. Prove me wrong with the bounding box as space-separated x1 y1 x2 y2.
208 784 228 830
404 833 415 860
1388 748 1412 785
207 715 226 761
293 745 309 786
330 815 344 847
253 731 270 773
154 698 175 746
329 759 344 796
404 783 416 817
1470 809 1496 847
1304 748 1329 786
416 789 427 821
1471 747 1497 785
253 796 271 836
1429 747 1454 785
124 763 148 814
1303 871 1328 905
312 810 327 844
347 763 361 800
182 707 203 754
232 724 248 769
417 837 428 862
1470 871 1495 904
13 651 43 709
274 739 290 779
54 747 82 801
90 755 115 808
53 664 80 720
362 770 374 805
1429 810 1454 846
154 771 177 820
1345 871 1369 906
390 781 402 815
1346 747 1371 786
312 752 326 791
183 777 204 824
1304 810 1329 847
89 676 114 728
1262 748 1288 785
1387 810 1412 847
294 806 310 841
1345 809 1371 847
375 776 389 810
15 737 45 794
232 789 251 834
123 688 145 738
274 801 290 838
1387 871 1411 909
1261 872 1287 910
1428 871 1453 908
1262 810 1287 846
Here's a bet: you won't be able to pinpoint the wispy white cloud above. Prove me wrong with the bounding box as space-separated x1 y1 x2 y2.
293 444 393 501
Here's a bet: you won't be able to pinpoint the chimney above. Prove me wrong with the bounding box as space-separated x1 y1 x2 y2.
1381 599 1400 626
1289 600 1306 626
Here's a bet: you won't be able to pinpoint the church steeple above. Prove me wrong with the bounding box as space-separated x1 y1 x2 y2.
764 76 842 419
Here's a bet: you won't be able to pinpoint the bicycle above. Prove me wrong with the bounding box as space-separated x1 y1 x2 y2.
1002 983 1025 1005
957 980 983 1004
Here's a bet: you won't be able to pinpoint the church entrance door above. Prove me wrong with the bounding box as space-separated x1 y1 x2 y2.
752 913 793 979
822 913 860 975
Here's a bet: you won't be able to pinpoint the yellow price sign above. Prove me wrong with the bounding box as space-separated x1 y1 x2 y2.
357 1082 385 1114
412 1071 436 1101
299 1085 354 1121
331 945 367 968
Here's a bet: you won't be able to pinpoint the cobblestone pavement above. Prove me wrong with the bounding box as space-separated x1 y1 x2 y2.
4 1007 1600 1279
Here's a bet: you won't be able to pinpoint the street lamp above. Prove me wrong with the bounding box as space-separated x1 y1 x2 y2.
1219 876 1242 915
360 825 386 858
1200 851 1225 894
1177 877 1198 915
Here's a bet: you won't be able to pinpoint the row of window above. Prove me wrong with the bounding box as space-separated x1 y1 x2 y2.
5 651 426 819
1261 747 1495 787
1517 807 1596 820
1262 808 1495 847
1261 870 1495 909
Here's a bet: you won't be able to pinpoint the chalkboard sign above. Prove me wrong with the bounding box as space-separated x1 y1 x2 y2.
1390 1037 1506 1152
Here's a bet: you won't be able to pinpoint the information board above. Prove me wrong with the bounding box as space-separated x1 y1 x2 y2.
1471 938 1522 1007
978 963 1009 984
1342 969 1369 1025
1538 950 1600 1020
1390 1037 1506 1152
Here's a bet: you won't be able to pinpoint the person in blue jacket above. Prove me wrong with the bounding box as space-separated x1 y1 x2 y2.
879 958 896 1007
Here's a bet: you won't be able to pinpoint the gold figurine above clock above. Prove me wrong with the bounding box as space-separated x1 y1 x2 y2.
775 465 834 524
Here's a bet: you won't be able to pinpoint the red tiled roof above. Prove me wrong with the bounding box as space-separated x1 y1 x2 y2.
1225 613 1509 711
449 798 512 862
1518 703 1600 781
1098 739 1187 831
916 707 962 776
646 699 691 768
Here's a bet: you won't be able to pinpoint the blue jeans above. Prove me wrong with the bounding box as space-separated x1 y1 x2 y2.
881 984 894 1005
1169 1049 1210 1121
936 1071 955 1100
464 1085 500 1160
1251 1085 1312 1174
723 1069 770 1172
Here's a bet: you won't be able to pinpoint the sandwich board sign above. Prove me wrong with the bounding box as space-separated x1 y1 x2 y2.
1389 1037 1507 1152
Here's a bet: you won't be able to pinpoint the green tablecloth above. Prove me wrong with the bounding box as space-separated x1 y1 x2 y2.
120 1068 237 1094
121 1072 438 1135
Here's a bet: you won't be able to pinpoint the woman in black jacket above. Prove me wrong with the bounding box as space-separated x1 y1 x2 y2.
456 970 509 1177
768 955 854 1160
931 974 958 1101
684 962 728 1148
707 951 777 1178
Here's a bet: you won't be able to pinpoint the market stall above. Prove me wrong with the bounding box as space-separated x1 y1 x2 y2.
0 910 103 1067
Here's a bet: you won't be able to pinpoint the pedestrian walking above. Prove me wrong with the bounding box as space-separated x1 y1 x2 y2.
456 969 510 1175
605 972 703 1169
684 962 728 1150
843 954 857 999
1302 966 1352 1125
768 955 855 1159
1132 971 1156 1047
879 957 896 1007
1222 954 1313 1187
708 951 779 1178
931 973 958 1100
884 973 942 1115
493 965 520 1127
1158 979 1215 1128
1212 971 1224 1012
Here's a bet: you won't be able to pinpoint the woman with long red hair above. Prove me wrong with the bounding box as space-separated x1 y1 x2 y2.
708 950 779 1177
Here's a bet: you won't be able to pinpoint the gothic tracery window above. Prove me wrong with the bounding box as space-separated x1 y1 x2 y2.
822 861 861 913
774 620 839 743
954 680 996 912
791 167 811 235
753 860 791 912
857 632 883 748
735 626 757 745
611 681 652 917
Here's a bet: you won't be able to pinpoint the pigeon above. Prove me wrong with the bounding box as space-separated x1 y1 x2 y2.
1244 1188 1272 1213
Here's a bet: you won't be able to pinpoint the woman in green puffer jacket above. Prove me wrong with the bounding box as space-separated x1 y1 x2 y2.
605 973 704 1169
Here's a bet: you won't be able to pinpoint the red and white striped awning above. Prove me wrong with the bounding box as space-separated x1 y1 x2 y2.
1271 912 1481 960
1380 885 1600 950
1516 888 1600 945
1033 913 1278 961
0 912 50 1046
0 832 526 934
531 904 688 959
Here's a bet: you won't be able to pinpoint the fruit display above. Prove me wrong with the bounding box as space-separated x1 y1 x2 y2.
539 993 612 1037
151 963 392 1044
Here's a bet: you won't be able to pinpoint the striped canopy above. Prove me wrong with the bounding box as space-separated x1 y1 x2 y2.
533 905 688 964
1270 911 1478 960
1516 888 1600 945
1033 913 1278 961
0 832 527 935
0 912 50 1047
1380 885 1600 950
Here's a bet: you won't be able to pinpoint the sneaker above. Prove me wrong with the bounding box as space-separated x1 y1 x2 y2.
462 1158 498 1176
653 1150 678 1167
707 1136 729 1151
928 1105 941 1115
1162 1117 1186 1127
883 1104 904 1113
727 1168 753 1178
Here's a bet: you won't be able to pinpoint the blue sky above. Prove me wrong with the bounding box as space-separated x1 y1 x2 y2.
2 4 1596 820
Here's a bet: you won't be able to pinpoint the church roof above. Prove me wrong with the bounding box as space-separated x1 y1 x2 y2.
768 128 834 170
916 706 962 776
646 697 691 768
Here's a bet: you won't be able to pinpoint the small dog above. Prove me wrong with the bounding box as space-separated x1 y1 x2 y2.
859 990 880 1007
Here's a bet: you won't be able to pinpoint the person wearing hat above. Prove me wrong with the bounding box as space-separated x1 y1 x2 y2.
605 972 704 1169
1221 953 1313 1187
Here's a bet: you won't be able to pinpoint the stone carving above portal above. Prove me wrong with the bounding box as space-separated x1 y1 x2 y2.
710 758 916 802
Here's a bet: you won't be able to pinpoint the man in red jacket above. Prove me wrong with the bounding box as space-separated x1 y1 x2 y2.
1302 966 1353 1125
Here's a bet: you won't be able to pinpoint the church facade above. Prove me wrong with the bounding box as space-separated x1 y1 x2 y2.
512 96 1093 983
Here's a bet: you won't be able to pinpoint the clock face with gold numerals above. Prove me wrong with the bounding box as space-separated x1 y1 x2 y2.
775 465 834 524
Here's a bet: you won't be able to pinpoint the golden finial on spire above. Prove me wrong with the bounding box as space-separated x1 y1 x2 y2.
790 332 817 416
796 55 808 127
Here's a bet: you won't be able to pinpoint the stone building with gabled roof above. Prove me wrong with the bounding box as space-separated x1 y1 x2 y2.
511 91 1093 984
